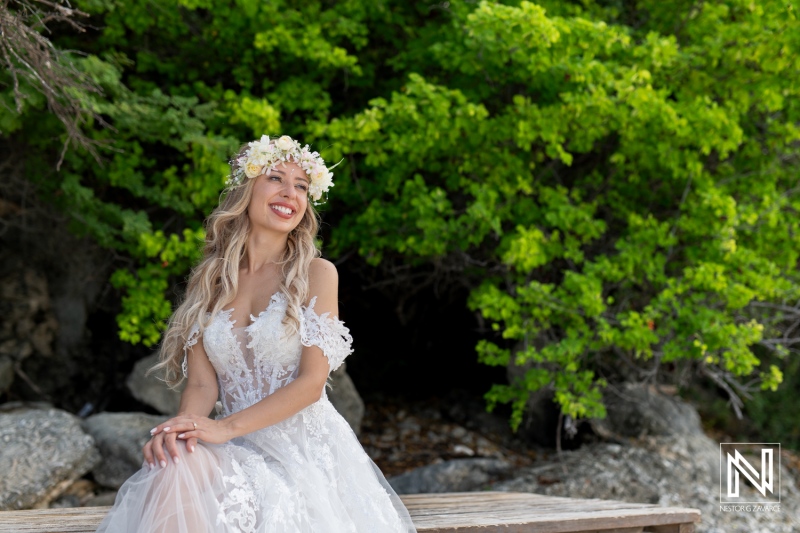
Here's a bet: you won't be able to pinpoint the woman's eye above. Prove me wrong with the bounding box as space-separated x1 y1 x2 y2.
269 176 281 181
297 184 308 191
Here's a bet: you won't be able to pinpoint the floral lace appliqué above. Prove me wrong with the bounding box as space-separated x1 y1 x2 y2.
299 296 354 373
182 320 203 378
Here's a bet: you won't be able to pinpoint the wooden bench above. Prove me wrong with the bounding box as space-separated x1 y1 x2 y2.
0 492 700 532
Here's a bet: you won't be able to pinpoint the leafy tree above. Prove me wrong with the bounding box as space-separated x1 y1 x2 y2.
3 0 429 345
314 0 800 428
3 0 799 434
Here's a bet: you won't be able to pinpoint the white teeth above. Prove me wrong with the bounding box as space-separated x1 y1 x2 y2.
271 205 292 215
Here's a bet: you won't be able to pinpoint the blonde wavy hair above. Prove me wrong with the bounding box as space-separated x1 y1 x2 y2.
152 143 321 388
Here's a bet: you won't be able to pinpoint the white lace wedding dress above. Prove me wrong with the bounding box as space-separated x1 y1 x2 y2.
96 291 416 532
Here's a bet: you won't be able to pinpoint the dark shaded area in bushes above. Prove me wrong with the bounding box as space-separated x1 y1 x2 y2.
337 265 505 399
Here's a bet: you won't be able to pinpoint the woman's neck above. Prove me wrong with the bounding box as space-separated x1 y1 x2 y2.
243 229 288 273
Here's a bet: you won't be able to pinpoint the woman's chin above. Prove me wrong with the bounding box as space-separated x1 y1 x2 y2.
258 220 297 234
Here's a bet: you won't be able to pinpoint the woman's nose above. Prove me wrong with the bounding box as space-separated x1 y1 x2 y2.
282 181 296 198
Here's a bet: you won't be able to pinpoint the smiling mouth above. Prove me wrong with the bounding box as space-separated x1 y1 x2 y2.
270 204 294 216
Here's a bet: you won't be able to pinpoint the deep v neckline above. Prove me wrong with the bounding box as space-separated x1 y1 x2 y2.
220 290 283 330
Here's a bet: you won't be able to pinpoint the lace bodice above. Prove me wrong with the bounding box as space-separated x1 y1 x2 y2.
182 291 353 415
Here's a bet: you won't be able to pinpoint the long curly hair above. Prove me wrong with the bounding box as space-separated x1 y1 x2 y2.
152 143 321 387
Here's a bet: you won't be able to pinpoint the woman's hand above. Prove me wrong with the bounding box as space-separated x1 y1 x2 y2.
143 414 233 468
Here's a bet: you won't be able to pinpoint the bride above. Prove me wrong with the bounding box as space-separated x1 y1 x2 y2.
96 135 417 532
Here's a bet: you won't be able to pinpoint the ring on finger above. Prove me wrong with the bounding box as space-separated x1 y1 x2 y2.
193 422 197 430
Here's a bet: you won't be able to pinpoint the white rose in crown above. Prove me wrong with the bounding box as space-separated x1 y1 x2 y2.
276 135 295 151
225 134 342 205
245 161 264 178
310 166 325 182
316 170 334 191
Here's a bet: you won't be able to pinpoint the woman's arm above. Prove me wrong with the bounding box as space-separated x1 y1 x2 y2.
150 259 340 452
144 325 219 468
177 336 220 419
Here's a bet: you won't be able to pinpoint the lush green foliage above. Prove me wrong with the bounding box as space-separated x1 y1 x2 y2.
4 0 800 430
317 0 800 427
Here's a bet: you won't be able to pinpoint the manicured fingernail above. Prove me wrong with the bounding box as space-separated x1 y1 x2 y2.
150 428 157 434
149 463 154 470
173 457 180 465
160 460 167 468
163 426 171 431
178 433 185 438
190 445 195 453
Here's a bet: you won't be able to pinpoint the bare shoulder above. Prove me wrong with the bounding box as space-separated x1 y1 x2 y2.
309 257 338 284
307 258 339 308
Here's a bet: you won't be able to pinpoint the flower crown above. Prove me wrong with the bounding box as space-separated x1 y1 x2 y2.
226 135 339 205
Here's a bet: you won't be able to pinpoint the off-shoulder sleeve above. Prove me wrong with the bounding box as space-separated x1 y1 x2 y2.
182 322 201 378
300 296 354 373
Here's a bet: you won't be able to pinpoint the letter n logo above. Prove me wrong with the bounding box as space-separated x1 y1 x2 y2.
719 443 780 504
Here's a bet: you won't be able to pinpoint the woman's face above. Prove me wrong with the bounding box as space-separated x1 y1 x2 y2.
247 160 309 234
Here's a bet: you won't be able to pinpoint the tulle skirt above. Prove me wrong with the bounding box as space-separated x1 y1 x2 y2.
95 399 416 533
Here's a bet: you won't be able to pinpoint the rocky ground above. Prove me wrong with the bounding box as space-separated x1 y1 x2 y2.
358 395 539 478
365 387 800 533
1 385 798 532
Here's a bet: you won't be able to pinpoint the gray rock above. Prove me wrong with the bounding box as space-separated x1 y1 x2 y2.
48 493 82 508
494 436 715 504
85 491 118 507
590 383 704 440
47 479 96 509
388 458 513 494
327 364 364 435
82 412 165 489
0 404 100 510
125 352 183 415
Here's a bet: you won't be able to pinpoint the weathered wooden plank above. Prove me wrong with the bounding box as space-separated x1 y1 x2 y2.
646 525 695 533
402 493 700 533
572 529 643 533
0 507 108 533
418 525 646 533
0 492 701 533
